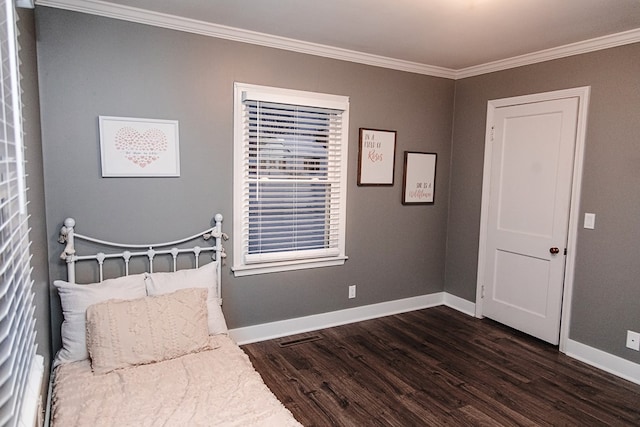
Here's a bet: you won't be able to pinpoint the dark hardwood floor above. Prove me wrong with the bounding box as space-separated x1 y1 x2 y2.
242 306 640 426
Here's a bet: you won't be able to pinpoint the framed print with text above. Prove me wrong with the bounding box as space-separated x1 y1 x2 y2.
357 128 396 186
402 151 436 204
99 116 180 177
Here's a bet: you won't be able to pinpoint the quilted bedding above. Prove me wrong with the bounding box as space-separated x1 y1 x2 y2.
51 335 302 427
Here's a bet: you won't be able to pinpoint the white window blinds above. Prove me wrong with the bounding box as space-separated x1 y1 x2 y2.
0 1 36 426
233 83 349 276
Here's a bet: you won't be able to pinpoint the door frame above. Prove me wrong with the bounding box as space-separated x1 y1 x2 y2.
475 86 591 353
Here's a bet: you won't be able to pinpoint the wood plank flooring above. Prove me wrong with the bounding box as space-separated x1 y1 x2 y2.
242 306 640 426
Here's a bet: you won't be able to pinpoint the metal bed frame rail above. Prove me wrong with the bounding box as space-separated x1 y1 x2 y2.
58 214 227 300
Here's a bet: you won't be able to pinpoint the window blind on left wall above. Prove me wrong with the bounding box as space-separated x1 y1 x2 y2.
0 1 37 426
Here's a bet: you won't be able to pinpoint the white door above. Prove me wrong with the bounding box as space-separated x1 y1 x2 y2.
480 97 579 345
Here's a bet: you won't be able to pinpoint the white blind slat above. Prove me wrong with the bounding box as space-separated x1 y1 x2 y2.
242 90 348 111
0 1 36 426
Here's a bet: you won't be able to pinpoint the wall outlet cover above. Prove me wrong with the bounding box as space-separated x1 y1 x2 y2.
348 285 356 299
626 330 640 351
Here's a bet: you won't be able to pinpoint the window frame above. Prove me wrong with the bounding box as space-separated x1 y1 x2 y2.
232 82 349 276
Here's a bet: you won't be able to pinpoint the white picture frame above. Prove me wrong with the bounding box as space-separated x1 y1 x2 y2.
99 116 180 177
357 128 397 186
402 151 437 204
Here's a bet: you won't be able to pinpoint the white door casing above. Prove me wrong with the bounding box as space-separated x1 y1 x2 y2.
476 87 590 350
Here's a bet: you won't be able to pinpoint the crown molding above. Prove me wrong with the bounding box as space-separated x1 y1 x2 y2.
36 0 640 80
455 28 640 79
35 0 456 79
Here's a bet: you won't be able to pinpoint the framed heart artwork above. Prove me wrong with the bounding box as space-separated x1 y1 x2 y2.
99 116 180 177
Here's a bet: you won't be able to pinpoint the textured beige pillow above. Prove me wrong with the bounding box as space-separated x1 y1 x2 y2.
86 288 211 374
144 261 228 335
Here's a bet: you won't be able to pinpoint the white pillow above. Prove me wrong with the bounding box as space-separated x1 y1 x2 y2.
144 261 228 335
53 274 147 366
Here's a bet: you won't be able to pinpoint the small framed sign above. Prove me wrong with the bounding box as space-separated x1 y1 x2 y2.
357 128 396 186
402 151 437 204
99 116 180 177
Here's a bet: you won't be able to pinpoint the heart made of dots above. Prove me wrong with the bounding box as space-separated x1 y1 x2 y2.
114 127 168 168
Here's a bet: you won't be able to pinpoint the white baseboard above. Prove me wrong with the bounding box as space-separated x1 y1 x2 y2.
565 339 640 386
229 292 476 345
443 292 477 316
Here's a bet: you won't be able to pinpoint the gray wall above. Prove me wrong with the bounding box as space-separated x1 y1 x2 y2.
19 8 51 386
445 43 640 363
36 8 454 351
35 6 640 366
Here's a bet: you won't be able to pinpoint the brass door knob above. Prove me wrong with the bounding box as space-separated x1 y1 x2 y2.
550 247 560 254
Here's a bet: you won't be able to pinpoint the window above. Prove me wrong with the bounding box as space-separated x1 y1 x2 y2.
0 2 37 426
233 83 349 276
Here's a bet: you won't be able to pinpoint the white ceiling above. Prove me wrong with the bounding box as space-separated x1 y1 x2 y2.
38 0 640 76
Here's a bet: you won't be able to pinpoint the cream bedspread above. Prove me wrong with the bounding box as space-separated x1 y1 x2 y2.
51 335 302 427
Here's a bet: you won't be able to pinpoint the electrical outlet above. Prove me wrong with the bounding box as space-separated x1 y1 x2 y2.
626 330 640 351
348 285 356 299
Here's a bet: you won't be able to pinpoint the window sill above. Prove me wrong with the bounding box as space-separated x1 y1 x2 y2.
232 256 348 277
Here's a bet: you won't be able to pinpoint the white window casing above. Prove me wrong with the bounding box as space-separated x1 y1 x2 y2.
233 83 349 276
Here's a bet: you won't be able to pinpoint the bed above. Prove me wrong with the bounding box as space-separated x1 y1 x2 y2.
50 215 302 426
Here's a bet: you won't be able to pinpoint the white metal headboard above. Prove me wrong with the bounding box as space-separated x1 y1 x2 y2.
58 214 227 299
